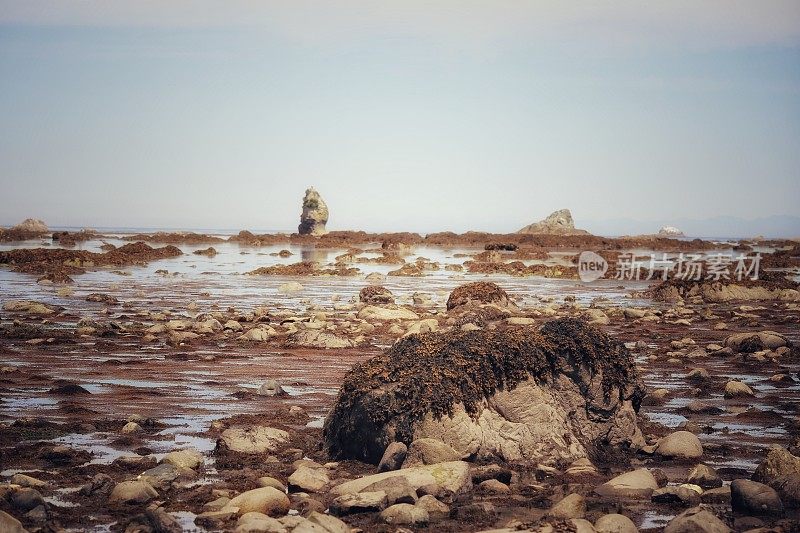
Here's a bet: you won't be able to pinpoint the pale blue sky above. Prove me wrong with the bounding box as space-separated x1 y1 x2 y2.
1 2 799 235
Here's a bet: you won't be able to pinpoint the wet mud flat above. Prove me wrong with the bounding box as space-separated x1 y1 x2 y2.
0 237 799 532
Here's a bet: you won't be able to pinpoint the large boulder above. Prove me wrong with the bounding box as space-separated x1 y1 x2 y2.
297 187 329 236
324 318 645 465
517 209 589 235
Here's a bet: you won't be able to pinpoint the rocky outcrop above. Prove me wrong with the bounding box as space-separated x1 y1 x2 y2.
650 273 800 303
517 209 589 235
0 218 50 242
298 187 329 236
13 218 48 234
658 226 684 237
323 317 645 465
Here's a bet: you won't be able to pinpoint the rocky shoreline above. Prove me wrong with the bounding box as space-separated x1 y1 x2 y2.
0 229 799 532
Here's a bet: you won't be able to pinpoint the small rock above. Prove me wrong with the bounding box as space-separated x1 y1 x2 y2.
663 506 731 533
478 479 510 495
687 464 722 488
121 421 143 434
380 503 429 526
404 438 460 466
594 513 638 533
287 466 329 493
652 486 700 506
378 442 408 473
11 488 44 512
109 480 158 504
655 431 703 460
730 478 783 515
162 448 204 470
415 494 449 521
226 487 290 516
548 493 585 519
595 469 659 499
10 474 48 488
234 511 286 533
330 491 388 515
724 380 755 398
257 379 285 397
0 511 26 533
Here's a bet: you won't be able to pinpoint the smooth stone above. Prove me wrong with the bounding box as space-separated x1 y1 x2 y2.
330 461 472 497
162 448 204 470
687 464 723 488
549 493 585 519
663 506 731 533
594 513 638 533
108 480 158 504
0 511 26 533
595 469 658 499
330 491 388 515
380 503 429 525
378 442 407 473
287 466 329 493
655 431 703 460
220 426 289 454
404 438 460 466
730 479 783 515
226 487 291 516
234 511 287 533
415 494 450 521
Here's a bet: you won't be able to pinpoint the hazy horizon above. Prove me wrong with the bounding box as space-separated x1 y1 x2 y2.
1 1 799 236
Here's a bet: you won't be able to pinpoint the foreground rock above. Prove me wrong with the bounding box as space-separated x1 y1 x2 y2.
446 281 511 311
218 426 289 454
324 317 644 464
297 187 329 236
595 468 659 499
663 506 731 532
517 208 589 235
330 460 471 497
752 445 800 507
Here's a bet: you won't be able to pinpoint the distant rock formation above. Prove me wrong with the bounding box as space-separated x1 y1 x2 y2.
658 226 684 237
517 209 588 235
297 187 329 236
12 218 48 234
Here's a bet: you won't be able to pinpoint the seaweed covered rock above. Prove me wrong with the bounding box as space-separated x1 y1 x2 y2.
359 285 395 305
649 272 800 302
323 318 645 465
446 281 511 311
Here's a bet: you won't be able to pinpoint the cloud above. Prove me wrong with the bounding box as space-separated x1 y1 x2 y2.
1 0 799 50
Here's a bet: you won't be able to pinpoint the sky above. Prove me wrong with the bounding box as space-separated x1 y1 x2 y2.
1 1 799 236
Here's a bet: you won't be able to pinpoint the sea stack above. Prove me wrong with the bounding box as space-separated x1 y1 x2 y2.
517 209 588 235
298 187 329 236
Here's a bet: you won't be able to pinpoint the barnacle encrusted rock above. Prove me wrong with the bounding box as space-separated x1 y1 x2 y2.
323 317 645 465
